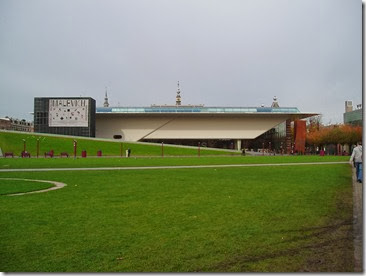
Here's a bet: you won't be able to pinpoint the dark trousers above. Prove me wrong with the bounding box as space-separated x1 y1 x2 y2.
355 162 362 181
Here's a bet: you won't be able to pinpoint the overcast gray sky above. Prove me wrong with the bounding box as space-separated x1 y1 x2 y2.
0 0 362 124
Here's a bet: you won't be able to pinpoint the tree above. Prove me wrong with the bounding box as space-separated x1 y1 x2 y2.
307 115 322 133
306 124 362 150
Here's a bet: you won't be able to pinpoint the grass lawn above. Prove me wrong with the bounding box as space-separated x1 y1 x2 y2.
0 179 53 195
0 163 354 272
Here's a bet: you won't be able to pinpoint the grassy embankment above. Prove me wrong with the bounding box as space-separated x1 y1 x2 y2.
0 130 238 157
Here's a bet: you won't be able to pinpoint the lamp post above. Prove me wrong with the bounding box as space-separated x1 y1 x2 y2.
22 139 26 152
161 142 164 158
36 138 39 158
262 142 264 156
198 142 201 157
73 140 77 159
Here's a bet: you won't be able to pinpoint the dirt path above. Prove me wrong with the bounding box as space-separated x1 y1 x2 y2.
351 167 363 272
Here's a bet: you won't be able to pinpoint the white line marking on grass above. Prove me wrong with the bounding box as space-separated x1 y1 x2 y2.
0 178 67 196
0 161 348 172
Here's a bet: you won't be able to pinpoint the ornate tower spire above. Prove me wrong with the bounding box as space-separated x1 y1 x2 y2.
271 96 279 108
103 87 109 107
176 81 181 106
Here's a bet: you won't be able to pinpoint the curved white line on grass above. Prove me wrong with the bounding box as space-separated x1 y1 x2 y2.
0 161 348 172
0 178 67 196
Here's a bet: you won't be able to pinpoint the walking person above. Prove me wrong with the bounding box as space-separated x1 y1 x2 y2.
350 142 363 183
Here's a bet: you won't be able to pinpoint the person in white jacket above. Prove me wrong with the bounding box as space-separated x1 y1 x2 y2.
350 142 363 183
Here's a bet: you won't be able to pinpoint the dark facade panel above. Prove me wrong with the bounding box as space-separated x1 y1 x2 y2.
34 97 96 137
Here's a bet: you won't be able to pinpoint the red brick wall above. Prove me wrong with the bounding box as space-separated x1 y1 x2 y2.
294 120 306 154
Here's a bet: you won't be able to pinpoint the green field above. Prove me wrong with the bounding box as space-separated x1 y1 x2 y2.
0 161 354 272
0 179 53 195
0 131 355 272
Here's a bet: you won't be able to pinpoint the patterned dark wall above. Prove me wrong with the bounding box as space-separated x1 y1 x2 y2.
34 97 96 137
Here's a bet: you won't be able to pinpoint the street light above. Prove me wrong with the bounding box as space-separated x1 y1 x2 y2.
36 138 40 158
22 139 26 152
73 140 77 159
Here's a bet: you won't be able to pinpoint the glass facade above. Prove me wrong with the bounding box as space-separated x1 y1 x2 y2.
241 121 289 153
144 121 290 152
344 109 362 126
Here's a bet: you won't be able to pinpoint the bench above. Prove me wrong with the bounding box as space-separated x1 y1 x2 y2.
44 150 54 158
4 152 14 158
21 151 31 158
60 152 69 158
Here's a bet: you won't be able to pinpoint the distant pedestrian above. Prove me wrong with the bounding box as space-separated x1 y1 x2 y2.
350 142 362 183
